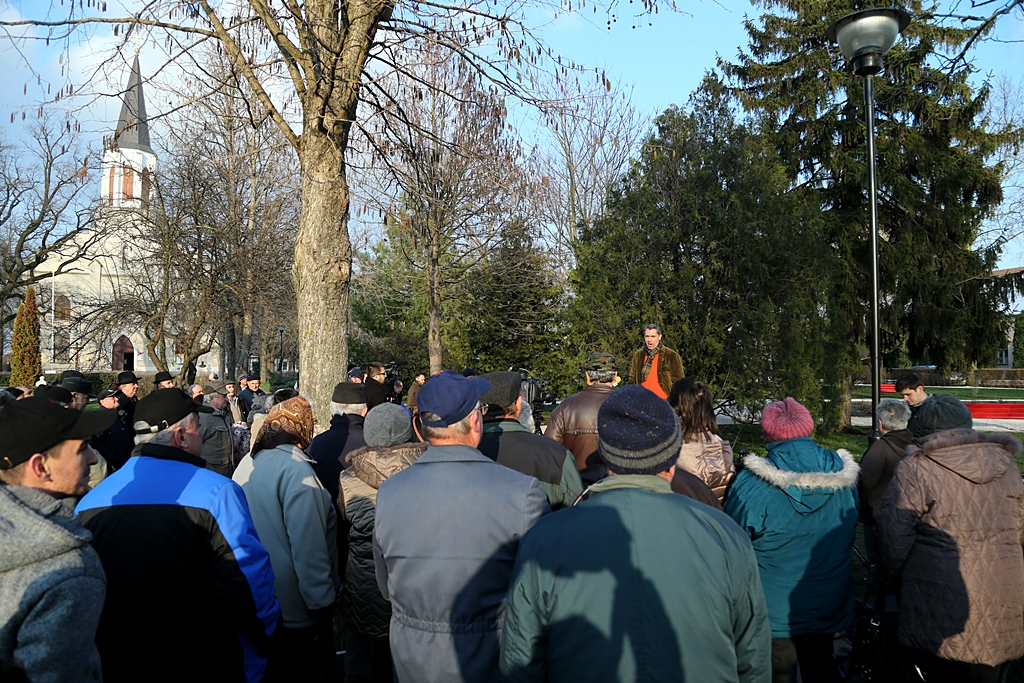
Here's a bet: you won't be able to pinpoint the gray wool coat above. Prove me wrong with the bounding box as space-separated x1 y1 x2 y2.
0 485 107 683
373 444 550 683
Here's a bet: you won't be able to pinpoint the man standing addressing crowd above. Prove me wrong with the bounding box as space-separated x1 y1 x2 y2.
629 324 684 399
0 397 115 683
373 370 550 683
76 388 280 683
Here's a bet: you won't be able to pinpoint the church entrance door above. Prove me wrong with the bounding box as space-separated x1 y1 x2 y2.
112 335 134 371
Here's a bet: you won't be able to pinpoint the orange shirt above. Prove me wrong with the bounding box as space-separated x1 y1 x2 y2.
641 353 667 399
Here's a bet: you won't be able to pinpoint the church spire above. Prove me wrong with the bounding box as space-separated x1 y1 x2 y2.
113 54 153 154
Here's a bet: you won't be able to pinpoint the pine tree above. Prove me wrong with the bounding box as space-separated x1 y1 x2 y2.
10 287 41 387
720 0 1024 425
572 78 833 420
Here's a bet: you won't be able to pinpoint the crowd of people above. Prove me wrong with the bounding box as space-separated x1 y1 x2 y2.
1 327 1023 683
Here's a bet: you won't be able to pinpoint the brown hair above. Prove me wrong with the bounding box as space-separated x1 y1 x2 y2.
668 377 718 442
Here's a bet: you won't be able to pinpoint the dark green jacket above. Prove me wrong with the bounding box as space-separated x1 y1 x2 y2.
478 418 583 510
500 475 771 683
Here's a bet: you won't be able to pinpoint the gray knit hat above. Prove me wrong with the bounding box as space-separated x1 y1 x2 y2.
364 403 413 448
597 385 682 475
913 393 972 436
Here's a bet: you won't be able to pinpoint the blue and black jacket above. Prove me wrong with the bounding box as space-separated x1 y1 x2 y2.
77 443 280 683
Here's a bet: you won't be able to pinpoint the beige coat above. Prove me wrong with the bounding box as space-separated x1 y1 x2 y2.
675 433 734 502
876 429 1024 666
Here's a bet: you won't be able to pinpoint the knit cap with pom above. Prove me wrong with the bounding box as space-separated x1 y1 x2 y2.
761 397 814 443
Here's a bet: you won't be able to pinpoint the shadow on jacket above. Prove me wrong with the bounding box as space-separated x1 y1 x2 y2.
876 429 1024 666
500 484 770 682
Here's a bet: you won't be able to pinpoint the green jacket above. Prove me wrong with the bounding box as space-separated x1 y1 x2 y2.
478 418 583 510
500 475 771 683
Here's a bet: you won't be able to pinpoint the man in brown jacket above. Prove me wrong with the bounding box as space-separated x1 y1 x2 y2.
628 325 684 399
545 353 617 486
876 394 1024 682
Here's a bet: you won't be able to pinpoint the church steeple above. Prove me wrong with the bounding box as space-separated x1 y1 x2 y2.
101 54 157 209
113 55 153 154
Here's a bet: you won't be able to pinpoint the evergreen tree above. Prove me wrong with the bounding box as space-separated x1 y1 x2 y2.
10 287 41 386
722 0 1023 390
572 78 834 420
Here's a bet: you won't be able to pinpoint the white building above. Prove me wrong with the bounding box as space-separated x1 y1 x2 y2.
37 55 222 377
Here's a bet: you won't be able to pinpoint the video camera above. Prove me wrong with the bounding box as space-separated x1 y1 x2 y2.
515 368 555 434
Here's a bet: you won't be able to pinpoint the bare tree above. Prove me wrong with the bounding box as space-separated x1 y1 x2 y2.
529 76 649 270
0 0 662 420
356 44 534 372
0 115 100 325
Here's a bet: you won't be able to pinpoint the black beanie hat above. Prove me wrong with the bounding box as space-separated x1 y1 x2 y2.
598 385 682 475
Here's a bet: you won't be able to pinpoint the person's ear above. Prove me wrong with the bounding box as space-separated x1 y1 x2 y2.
27 453 50 481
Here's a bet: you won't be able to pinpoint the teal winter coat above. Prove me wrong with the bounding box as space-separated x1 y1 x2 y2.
500 475 771 683
724 438 859 638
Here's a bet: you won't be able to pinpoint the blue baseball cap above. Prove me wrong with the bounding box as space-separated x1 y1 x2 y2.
417 370 491 428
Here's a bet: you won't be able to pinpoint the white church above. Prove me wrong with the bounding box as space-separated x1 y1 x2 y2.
36 55 223 378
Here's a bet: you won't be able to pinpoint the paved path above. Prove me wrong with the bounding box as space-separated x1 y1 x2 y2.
850 415 1024 433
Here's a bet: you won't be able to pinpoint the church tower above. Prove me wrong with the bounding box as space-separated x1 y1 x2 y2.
101 54 157 209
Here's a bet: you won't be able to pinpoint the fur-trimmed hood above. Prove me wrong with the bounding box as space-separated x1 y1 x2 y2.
742 438 859 513
908 428 1021 486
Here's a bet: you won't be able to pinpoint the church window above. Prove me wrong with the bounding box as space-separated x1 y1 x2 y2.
108 167 115 206
55 332 71 364
123 165 134 201
141 168 151 209
55 295 71 321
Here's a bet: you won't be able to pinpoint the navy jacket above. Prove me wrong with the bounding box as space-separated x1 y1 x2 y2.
76 443 280 683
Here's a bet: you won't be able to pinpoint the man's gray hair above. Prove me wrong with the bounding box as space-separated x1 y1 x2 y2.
645 324 662 335
586 370 617 384
877 399 911 432
331 401 366 416
147 412 199 446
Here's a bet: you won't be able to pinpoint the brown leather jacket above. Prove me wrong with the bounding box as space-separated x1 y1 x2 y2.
545 384 615 485
876 429 1024 666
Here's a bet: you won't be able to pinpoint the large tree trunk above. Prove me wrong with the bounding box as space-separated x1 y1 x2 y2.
427 240 443 374
294 129 351 427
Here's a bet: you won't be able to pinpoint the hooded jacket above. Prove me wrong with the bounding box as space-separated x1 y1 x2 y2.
724 438 859 638
876 429 1024 666
0 485 106 683
338 441 427 639
676 433 735 503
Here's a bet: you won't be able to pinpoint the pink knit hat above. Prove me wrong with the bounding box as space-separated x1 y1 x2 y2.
761 397 814 442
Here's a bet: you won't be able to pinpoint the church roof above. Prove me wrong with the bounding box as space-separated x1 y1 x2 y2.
113 54 153 154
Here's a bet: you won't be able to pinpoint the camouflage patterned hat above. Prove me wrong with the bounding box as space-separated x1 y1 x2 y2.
584 352 616 372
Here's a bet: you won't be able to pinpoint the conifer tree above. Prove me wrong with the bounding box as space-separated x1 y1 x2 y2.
10 287 41 387
720 0 1024 426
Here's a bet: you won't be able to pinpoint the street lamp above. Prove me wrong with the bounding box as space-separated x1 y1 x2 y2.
827 7 909 441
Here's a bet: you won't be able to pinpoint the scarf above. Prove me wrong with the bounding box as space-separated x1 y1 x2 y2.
641 343 662 382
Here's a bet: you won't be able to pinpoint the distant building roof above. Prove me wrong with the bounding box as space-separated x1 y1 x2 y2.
113 54 153 155
992 266 1024 278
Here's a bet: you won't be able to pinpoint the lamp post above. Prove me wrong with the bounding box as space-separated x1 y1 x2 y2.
827 7 909 440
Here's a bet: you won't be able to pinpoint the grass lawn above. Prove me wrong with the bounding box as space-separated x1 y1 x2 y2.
852 385 1024 400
